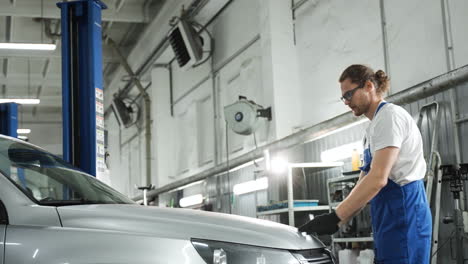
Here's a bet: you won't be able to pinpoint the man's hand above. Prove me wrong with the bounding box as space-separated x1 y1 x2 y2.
298 212 341 235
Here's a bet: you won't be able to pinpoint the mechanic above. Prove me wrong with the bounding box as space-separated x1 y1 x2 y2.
299 64 432 263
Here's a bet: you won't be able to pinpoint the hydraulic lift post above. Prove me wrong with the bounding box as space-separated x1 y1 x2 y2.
0 103 18 138
0 103 27 188
57 0 107 177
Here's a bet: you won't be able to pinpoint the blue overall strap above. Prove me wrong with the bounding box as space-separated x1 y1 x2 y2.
375 101 387 115
359 101 388 173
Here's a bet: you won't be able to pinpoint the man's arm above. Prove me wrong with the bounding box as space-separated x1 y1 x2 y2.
338 170 367 218
335 146 400 223
348 170 366 195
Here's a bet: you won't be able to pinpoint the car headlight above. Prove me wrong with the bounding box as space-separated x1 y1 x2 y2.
191 238 334 264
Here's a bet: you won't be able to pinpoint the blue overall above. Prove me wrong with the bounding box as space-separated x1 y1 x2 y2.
360 102 432 264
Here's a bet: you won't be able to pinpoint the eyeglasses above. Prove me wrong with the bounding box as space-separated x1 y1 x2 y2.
340 82 365 102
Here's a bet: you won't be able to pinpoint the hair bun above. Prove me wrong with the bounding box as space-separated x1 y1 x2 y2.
375 70 387 80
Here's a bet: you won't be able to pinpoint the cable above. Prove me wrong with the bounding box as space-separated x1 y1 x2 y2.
225 121 232 214
302 167 309 196
253 132 258 148
41 0 44 43
431 230 455 258
252 133 259 168
190 21 214 68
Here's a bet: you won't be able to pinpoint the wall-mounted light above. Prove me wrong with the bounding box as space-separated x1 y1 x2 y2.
0 99 40 105
0 43 56 51
179 194 204 208
270 157 288 174
17 129 31 134
321 141 363 162
233 177 268 195
305 118 369 144
18 135 28 140
264 150 271 170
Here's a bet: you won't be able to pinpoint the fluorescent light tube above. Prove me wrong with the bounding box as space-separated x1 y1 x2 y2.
17 129 31 134
0 43 56 51
179 194 203 208
0 99 40 105
233 177 268 195
321 141 363 162
18 135 28 140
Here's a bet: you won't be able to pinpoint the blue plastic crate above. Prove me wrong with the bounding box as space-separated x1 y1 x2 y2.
257 200 319 212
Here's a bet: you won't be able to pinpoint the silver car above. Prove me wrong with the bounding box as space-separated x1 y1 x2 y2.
0 135 334 263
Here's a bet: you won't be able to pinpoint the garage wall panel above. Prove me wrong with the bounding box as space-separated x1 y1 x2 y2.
152 66 176 187
106 115 125 193
171 59 211 102
197 96 215 165
128 136 143 197
172 77 214 178
457 84 468 162
211 0 260 70
230 164 257 218
449 0 468 68
385 0 447 92
119 140 131 195
174 104 197 174
294 0 384 128
217 42 271 162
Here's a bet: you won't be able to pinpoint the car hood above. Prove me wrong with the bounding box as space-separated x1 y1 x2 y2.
57 204 324 250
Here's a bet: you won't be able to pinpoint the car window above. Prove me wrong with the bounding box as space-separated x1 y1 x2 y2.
0 200 7 224
0 137 135 206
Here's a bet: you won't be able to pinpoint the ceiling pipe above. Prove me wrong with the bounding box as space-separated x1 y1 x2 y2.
133 64 468 201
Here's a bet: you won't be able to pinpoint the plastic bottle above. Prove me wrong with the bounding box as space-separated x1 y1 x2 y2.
338 249 358 264
351 148 360 171
357 249 374 264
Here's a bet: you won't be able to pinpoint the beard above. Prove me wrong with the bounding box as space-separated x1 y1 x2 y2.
350 106 363 116
350 103 369 117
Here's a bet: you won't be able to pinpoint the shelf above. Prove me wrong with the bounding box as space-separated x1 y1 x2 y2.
257 206 330 216
289 162 344 173
342 170 361 176
332 237 374 243
327 174 360 184
289 162 344 168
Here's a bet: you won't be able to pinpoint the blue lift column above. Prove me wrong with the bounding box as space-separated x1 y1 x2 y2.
0 103 27 188
0 103 18 138
57 0 107 177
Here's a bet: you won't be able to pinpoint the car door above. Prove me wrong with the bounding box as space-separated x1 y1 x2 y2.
0 200 7 264
0 225 4 264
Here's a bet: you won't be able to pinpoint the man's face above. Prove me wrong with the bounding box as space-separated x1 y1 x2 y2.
340 78 369 116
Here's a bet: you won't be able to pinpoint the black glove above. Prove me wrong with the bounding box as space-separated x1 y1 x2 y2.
298 211 341 235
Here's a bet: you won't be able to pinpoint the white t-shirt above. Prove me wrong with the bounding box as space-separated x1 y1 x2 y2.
364 102 426 186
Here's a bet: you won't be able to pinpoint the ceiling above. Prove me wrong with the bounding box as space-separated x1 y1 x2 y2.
0 0 164 120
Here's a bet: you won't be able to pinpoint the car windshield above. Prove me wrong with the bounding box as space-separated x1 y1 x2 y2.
0 136 135 206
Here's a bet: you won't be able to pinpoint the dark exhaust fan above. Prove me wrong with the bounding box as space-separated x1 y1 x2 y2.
111 97 140 128
168 19 204 68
